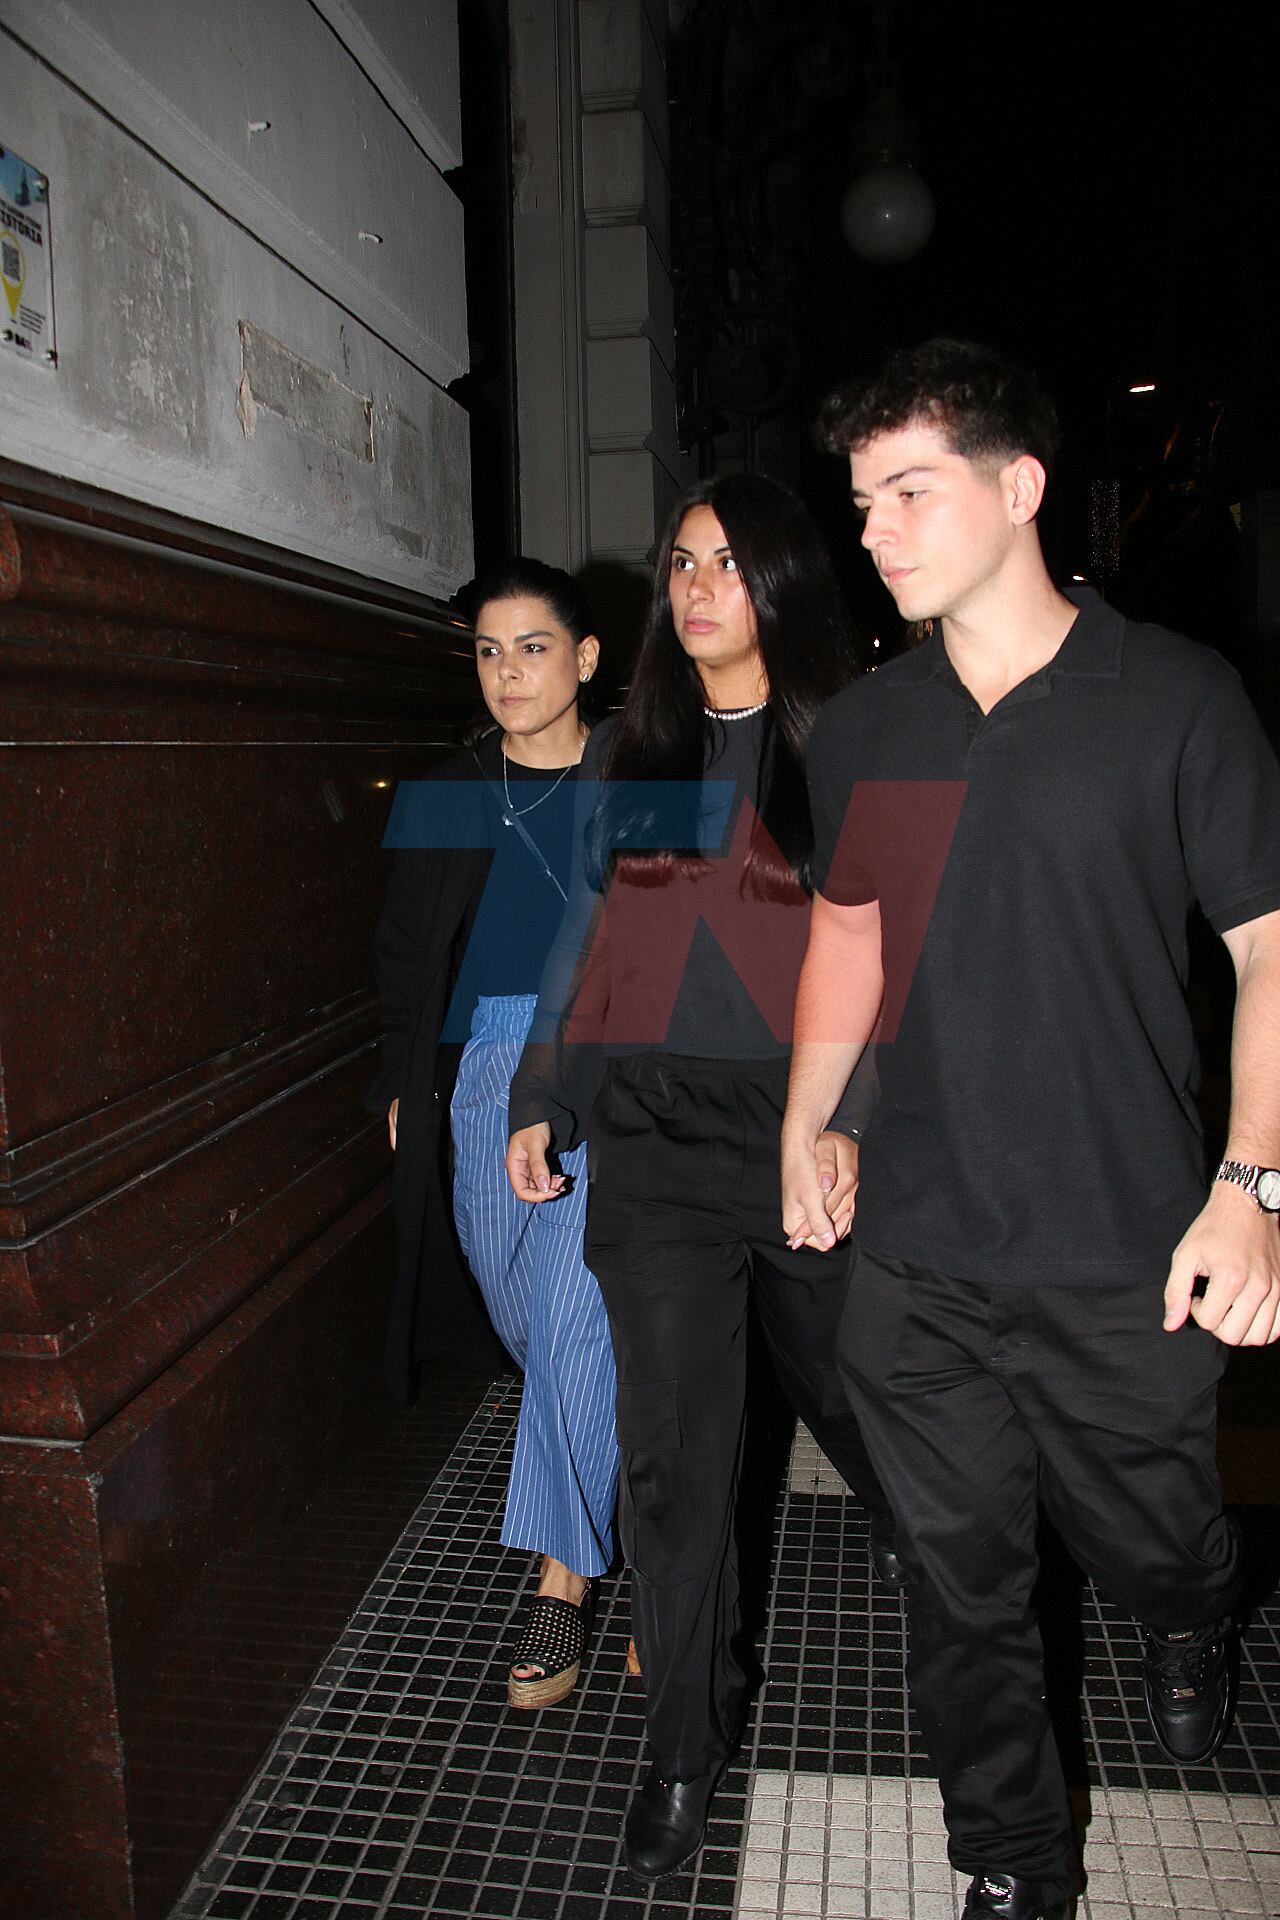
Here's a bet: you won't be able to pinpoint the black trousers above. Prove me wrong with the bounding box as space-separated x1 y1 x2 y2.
839 1248 1241 1897
583 1052 892 1780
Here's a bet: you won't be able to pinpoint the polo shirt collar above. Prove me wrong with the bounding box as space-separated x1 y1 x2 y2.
1051 585 1125 678
914 582 1124 685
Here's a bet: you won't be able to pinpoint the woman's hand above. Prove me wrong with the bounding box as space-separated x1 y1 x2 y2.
817 1130 859 1244
506 1123 567 1203
782 1128 858 1250
387 1098 398 1151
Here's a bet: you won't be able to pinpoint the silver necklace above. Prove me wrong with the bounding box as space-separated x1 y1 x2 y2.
501 740 580 823
703 699 767 720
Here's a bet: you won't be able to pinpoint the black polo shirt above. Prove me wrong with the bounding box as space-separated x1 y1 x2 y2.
809 586 1280 1287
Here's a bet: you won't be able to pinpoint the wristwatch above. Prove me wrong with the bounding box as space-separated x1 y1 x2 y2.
1214 1159 1280 1214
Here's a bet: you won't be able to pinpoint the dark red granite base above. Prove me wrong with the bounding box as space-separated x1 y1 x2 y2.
0 1189 488 1920
0 468 484 1920
0 1440 135 1920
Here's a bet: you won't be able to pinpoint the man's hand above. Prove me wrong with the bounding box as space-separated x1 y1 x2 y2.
1164 1183 1280 1345
782 891 882 1250
782 1129 859 1252
506 1122 567 1203
387 1097 398 1151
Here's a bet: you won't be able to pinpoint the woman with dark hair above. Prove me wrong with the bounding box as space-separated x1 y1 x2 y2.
506 477 896 1878
370 557 618 1709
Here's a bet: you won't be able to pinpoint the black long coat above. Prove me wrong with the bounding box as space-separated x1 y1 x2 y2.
366 737 509 1399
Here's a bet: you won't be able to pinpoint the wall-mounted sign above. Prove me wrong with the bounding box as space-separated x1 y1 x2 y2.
0 145 55 367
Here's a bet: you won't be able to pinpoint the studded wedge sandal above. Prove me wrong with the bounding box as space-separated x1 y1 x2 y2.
506 1582 598 1709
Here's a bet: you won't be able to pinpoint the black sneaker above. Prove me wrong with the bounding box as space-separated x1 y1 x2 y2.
961 1871 1073 1918
1143 1613 1236 1765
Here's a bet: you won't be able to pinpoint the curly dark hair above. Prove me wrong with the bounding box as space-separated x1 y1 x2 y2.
818 337 1061 478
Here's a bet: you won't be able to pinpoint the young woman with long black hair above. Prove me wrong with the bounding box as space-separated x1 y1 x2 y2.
505 477 896 1879
371 558 617 1710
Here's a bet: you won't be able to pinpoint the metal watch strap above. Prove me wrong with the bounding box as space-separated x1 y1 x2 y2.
1216 1160 1261 1199
1214 1159 1280 1212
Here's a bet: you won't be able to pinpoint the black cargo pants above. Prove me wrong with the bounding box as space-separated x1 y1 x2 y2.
584 1051 892 1780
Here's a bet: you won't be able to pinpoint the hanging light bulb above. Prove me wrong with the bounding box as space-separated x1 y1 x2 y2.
842 4 935 267
842 162 935 264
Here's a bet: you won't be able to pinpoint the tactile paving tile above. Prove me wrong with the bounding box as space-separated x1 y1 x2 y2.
735 1772 1280 1919
788 1424 851 1496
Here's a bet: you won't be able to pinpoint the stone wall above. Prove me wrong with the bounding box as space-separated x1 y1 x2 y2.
511 0 689 604
0 0 471 596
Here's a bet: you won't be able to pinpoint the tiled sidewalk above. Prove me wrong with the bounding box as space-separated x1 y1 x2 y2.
738 1774 1280 1918
175 1383 1280 1920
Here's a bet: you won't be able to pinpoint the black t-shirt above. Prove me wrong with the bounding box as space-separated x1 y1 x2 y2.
509 707 838 1147
808 586 1280 1287
382 731 580 1042
606 707 798 1062
451 751 579 1013
562 707 795 1061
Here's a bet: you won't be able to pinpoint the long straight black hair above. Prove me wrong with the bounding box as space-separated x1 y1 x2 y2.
593 473 857 896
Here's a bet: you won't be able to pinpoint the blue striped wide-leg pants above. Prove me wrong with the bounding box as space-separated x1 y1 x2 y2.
450 994 618 1578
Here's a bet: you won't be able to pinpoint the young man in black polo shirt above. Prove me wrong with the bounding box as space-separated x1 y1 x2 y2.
781 338 1280 1920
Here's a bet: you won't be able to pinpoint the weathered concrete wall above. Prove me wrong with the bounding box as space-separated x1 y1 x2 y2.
0 1 471 596
510 0 688 580
580 0 690 567
509 0 590 572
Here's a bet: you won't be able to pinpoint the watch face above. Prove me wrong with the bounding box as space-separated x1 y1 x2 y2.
1257 1169 1280 1213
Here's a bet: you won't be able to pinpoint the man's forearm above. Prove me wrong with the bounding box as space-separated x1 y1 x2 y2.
1165 910 1280 1344
1223 917 1280 1166
784 1038 864 1145
783 894 884 1144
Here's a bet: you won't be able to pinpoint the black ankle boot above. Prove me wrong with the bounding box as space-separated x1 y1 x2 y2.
623 1763 718 1880
962 1870 1074 1918
1143 1613 1236 1764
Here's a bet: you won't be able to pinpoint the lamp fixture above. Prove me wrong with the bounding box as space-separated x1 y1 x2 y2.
841 0 935 265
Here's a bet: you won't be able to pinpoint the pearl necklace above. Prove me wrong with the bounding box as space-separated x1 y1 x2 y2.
703 700 767 721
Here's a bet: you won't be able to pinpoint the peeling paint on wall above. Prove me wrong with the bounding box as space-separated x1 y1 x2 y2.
239 320 374 462
2 38 473 596
74 133 214 457
236 372 257 440
378 406 439 562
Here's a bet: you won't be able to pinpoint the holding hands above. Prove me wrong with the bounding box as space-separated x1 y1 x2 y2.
781 1129 860 1252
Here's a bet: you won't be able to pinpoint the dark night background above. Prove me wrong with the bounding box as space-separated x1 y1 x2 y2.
667 0 1278 679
